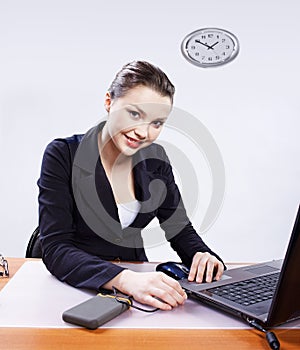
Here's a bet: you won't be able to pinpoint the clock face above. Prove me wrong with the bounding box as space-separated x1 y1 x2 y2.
181 28 239 67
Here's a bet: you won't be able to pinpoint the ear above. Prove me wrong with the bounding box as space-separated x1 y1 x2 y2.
104 92 112 113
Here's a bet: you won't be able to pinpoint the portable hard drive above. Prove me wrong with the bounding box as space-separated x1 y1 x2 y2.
62 294 130 329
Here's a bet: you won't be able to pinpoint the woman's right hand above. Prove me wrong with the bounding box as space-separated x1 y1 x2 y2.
103 270 187 310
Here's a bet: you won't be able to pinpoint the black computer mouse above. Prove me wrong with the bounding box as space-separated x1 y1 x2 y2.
156 261 190 280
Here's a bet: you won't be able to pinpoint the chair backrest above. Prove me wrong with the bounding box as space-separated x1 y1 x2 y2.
25 227 42 258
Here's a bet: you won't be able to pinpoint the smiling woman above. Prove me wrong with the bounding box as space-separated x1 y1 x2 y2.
38 60 225 311
101 85 172 158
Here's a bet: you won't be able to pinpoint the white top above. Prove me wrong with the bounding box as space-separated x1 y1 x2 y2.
117 200 141 229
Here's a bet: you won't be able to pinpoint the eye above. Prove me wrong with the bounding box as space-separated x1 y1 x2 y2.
151 120 164 129
127 109 140 120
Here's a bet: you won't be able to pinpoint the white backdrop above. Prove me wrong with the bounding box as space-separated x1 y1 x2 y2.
0 0 299 262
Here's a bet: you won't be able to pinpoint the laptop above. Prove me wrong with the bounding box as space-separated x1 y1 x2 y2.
180 205 300 328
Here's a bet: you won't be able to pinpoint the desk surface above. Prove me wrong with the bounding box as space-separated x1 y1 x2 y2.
0 258 299 350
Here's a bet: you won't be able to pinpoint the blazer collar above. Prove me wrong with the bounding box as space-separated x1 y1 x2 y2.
72 122 103 174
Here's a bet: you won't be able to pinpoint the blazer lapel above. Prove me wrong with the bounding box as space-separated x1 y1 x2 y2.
131 152 168 227
72 123 123 239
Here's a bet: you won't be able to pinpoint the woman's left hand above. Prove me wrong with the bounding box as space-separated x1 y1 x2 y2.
188 252 224 283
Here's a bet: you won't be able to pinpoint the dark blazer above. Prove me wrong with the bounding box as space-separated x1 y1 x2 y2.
38 122 224 291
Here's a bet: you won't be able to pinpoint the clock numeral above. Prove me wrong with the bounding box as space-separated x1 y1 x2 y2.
208 57 213 61
201 35 206 39
222 52 226 56
215 55 220 60
225 45 230 49
201 56 205 60
208 34 213 38
195 52 200 56
222 38 226 43
191 45 196 50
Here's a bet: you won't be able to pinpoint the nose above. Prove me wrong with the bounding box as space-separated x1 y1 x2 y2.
134 123 148 140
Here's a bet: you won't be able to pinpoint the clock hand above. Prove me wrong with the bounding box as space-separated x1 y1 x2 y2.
195 40 213 50
210 41 219 49
195 40 219 50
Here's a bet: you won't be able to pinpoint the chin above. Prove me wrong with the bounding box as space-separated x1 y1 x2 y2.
120 147 141 157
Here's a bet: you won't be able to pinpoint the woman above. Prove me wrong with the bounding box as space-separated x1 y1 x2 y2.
38 61 225 311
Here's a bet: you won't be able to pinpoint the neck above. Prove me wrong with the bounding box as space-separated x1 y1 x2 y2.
98 124 129 168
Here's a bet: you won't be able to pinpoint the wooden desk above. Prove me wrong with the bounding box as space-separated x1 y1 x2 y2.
0 258 299 350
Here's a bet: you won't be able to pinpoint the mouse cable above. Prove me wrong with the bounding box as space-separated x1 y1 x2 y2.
246 317 280 350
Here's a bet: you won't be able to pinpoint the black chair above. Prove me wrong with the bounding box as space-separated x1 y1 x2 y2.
25 227 42 258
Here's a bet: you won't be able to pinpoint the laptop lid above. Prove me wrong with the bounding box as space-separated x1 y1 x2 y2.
266 205 300 326
180 205 300 327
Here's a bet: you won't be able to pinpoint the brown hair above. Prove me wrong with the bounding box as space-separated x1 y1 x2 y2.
108 61 175 103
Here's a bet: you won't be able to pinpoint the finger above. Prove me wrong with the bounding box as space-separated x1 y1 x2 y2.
142 294 173 311
160 273 187 298
204 259 216 283
132 285 175 311
159 278 187 305
188 262 197 281
152 285 186 308
132 273 186 310
214 262 224 281
188 254 202 281
155 275 187 306
195 254 210 283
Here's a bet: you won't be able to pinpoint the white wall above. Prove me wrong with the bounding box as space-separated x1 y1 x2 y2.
1 0 299 263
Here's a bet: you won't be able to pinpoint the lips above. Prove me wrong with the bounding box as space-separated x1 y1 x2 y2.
124 134 142 149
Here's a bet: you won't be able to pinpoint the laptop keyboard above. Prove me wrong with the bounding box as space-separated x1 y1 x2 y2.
207 272 280 306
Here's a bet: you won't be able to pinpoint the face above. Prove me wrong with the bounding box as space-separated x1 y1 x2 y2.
104 85 172 156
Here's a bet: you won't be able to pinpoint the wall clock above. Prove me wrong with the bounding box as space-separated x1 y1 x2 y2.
181 28 240 68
